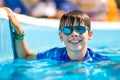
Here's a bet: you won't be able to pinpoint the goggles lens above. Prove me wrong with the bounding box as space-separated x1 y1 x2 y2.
61 26 89 35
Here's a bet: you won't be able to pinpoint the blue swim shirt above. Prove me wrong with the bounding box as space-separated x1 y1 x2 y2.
36 47 110 62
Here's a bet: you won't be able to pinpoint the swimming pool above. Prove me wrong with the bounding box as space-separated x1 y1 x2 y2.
0 8 120 80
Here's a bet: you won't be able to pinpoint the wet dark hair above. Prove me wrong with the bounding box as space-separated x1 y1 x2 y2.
59 10 91 31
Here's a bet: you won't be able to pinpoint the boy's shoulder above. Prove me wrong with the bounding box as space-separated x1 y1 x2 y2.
85 48 110 61
36 47 67 60
45 47 66 54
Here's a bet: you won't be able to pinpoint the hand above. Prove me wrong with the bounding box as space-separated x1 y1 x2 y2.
3 7 24 35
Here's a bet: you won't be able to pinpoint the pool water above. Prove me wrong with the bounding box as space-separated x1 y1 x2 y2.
0 29 120 80
0 59 120 80
0 19 120 80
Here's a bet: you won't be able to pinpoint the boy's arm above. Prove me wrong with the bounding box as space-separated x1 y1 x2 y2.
3 7 37 60
15 40 37 59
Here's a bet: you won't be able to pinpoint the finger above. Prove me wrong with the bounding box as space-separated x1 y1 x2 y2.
3 7 16 26
3 7 13 14
3 7 16 20
3 7 18 26
2 7 15 28
3 7 24 34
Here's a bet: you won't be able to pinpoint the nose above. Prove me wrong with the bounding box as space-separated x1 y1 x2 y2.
70 30 79 37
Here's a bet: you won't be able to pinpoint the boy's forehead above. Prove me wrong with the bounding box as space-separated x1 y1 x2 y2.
64 20 86 26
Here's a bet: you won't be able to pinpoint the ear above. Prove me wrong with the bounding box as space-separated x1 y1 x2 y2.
88 31 93 40
58 32 63 41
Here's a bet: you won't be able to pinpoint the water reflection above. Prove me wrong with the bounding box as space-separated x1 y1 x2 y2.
0 59 119 80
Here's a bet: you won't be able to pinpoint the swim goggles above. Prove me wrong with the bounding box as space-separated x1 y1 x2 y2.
60 26 89 35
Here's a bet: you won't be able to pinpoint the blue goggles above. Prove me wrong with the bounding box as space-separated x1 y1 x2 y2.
60 26 89 35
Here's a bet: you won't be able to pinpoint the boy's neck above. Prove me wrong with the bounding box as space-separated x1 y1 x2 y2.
66 48 87 60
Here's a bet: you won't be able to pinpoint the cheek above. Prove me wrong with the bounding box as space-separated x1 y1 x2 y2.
59 33 68 41
82 33 89 41
84 36 89 42
62 35 68 41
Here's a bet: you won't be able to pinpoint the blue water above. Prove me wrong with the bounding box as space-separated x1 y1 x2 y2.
0 59 120 80
0 19 120 80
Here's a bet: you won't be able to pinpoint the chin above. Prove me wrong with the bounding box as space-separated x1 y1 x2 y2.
69 46 83 51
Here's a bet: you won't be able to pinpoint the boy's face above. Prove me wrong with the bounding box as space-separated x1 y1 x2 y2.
59 24 93 52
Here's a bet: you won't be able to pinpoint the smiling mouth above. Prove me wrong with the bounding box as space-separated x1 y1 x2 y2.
69 40 82 44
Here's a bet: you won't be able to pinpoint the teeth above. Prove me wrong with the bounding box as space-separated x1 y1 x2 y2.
69 40 81 44
70 40 79 43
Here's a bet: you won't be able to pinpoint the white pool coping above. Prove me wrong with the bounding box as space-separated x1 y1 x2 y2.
0 8 120 30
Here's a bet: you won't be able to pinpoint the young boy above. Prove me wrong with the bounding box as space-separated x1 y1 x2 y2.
3 7 109 62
